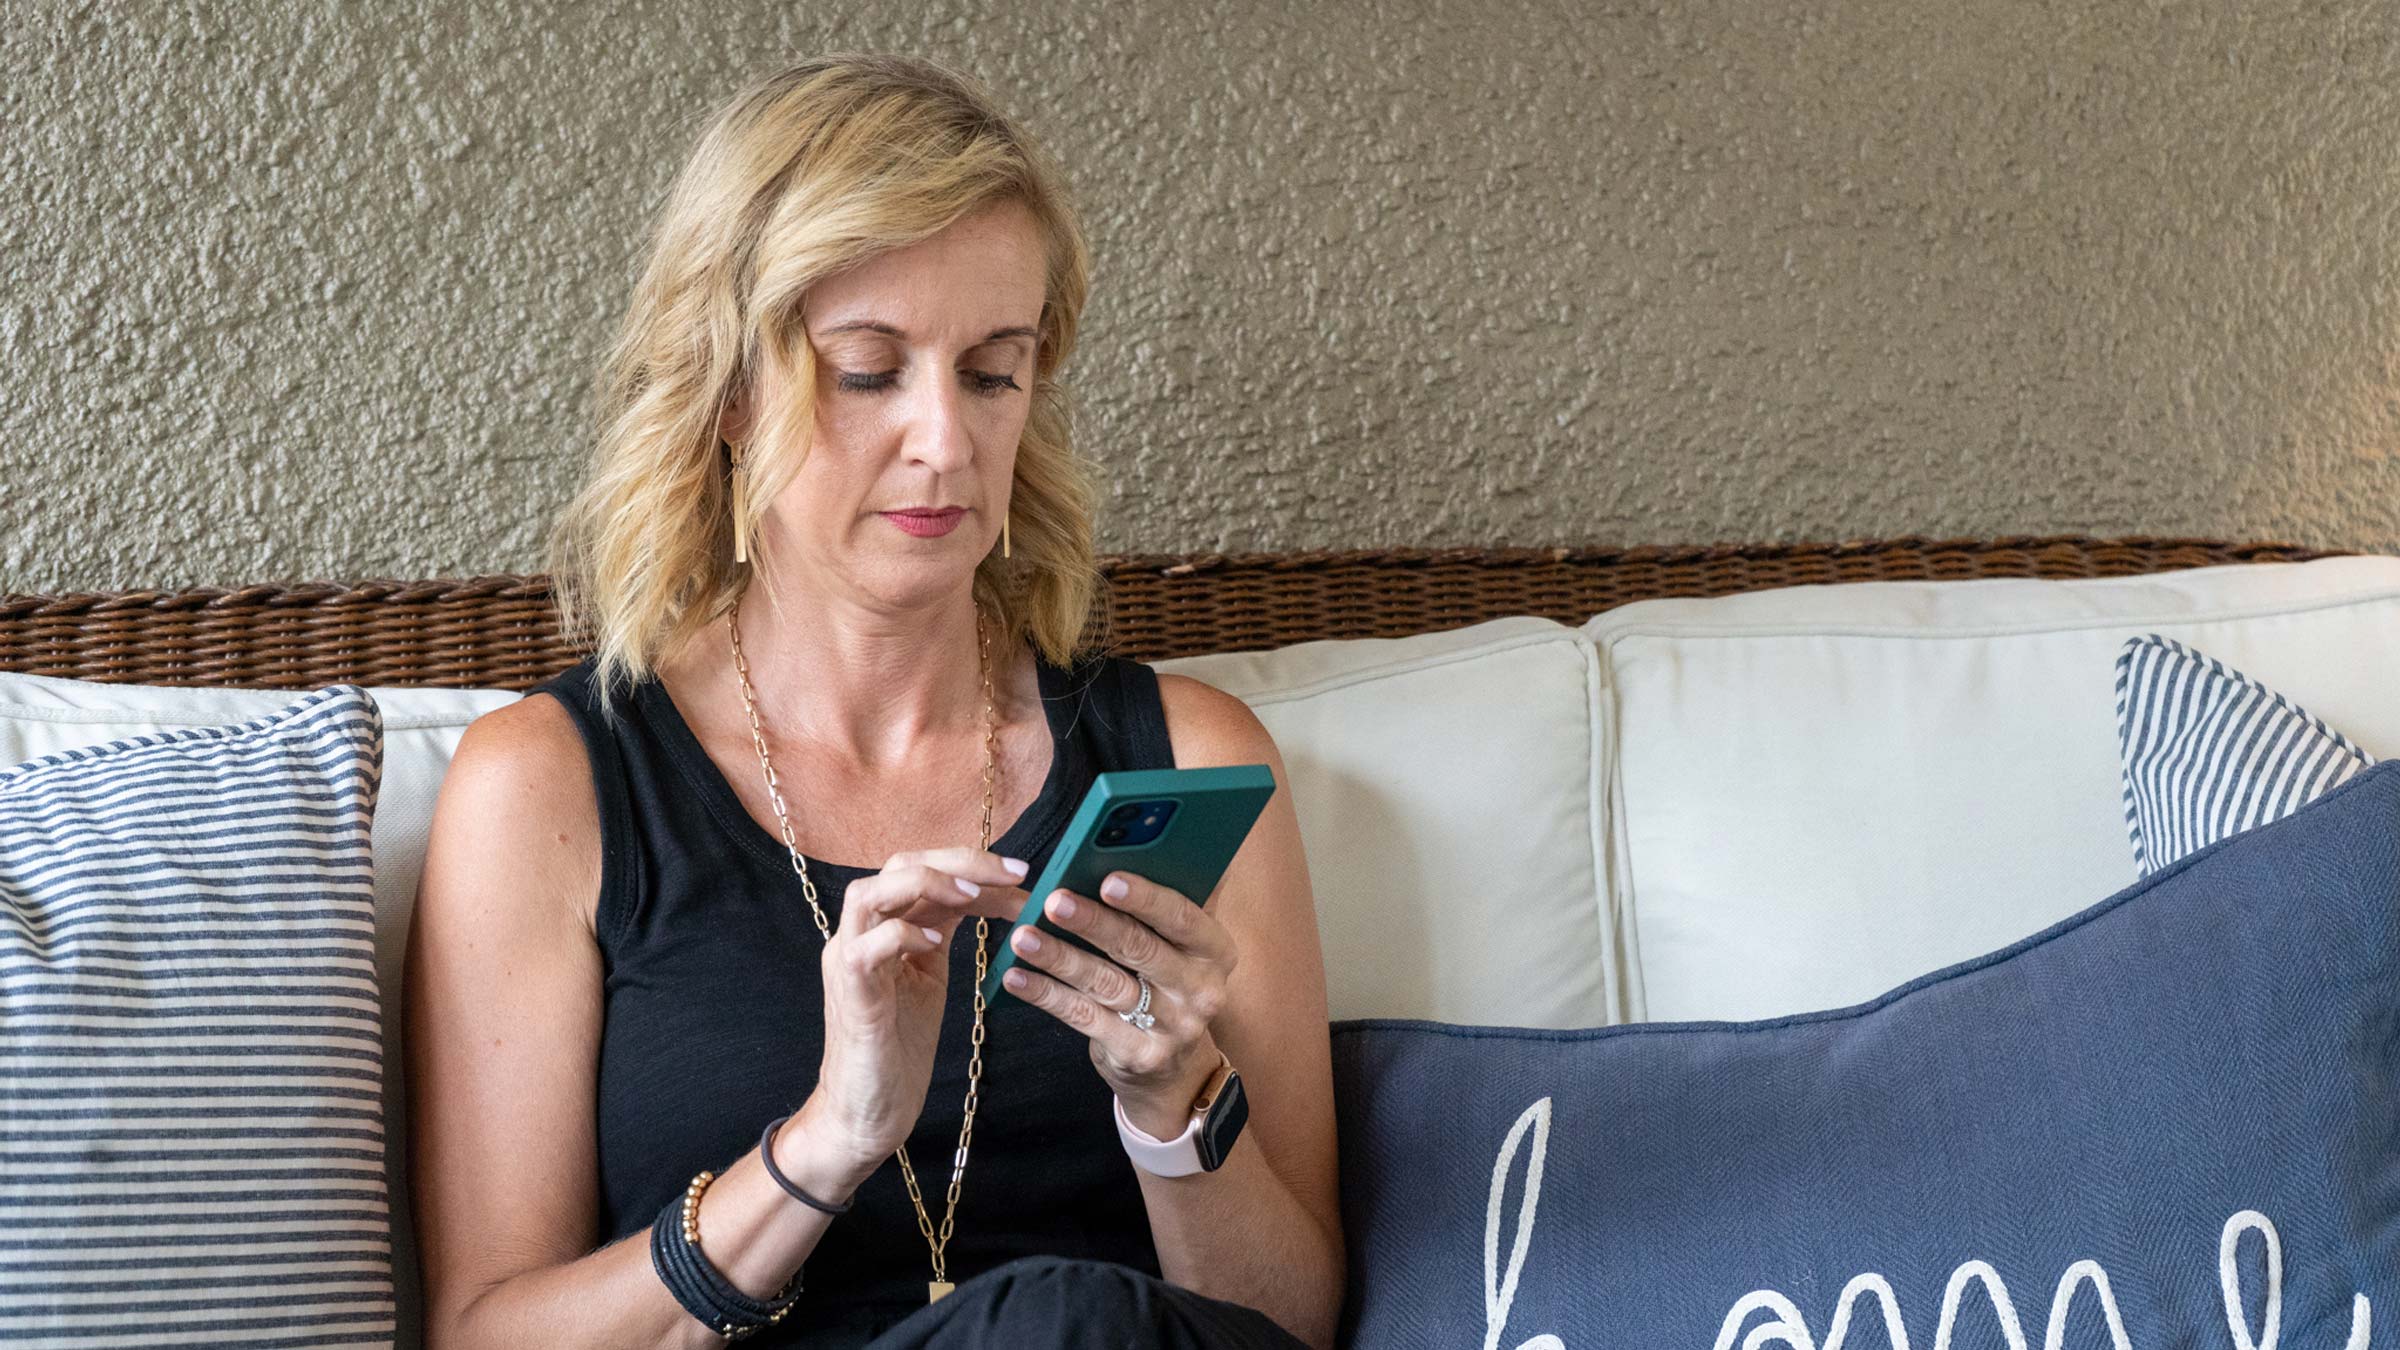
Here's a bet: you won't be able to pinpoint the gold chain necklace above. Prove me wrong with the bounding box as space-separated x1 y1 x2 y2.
727 594 997 1305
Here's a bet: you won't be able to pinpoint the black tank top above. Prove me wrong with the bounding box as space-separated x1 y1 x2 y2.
527 641 1174 1345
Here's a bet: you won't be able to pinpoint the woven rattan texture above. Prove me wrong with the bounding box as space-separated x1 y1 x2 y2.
0 537 2340 690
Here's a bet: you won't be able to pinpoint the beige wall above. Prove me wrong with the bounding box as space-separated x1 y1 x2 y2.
4 1 2396 593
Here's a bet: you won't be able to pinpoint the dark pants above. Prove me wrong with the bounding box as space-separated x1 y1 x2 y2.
862 1255 1312 1349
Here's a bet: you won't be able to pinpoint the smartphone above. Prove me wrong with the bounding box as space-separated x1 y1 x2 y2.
979 764 1277 1006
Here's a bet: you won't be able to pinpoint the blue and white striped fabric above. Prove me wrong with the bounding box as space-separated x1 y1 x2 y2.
0 685 392 1348
2114 633 2375 876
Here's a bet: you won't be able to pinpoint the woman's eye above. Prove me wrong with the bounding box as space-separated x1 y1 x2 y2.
833 370 1019 395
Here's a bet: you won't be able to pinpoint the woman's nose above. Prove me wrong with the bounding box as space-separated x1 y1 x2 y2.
901 378 976 473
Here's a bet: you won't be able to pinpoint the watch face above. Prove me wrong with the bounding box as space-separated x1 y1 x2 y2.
1195 1070 1248 1172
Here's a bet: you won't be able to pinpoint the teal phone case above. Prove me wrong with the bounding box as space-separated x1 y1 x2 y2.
979 764 1277 1006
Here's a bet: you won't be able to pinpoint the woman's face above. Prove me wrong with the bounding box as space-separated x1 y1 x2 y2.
741 198 1049 609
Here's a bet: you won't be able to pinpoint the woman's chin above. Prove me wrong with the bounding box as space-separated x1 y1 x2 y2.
851 549 992 609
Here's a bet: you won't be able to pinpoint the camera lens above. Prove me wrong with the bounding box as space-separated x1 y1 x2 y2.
1107 803 1140 822
1099 826 1127 844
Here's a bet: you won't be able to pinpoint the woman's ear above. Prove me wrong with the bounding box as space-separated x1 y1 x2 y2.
717 390 752 448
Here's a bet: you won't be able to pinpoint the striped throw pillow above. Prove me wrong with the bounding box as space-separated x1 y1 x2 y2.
0 685 393 1348
2114 634 2376 876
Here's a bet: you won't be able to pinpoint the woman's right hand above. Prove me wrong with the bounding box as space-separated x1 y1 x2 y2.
796 846 1031 1183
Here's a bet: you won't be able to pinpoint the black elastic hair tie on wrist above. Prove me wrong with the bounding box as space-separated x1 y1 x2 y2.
759 1112 857 1216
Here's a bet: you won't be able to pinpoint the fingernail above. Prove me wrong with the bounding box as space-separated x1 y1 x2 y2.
1014 928 1042 953
921 926 943 943
954 877 980 898
1001 856 1031 878
1003 969 1028 991
1049 892 1077 920
1100 875 1129 901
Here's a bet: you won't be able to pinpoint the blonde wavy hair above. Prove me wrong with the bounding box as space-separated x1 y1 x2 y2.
544 52 1101 724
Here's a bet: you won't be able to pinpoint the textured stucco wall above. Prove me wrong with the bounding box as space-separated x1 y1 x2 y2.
4 1 2397 593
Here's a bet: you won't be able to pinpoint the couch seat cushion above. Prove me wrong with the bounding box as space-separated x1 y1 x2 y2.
1161 616 1610 1028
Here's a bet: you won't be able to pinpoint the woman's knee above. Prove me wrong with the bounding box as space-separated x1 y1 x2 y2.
977 1252 1153 1299
982 1253 1129 1282
949 1255 1165 1331
883 1257 1295 1350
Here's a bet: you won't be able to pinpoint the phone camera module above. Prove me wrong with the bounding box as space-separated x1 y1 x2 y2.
1095 798 1177 848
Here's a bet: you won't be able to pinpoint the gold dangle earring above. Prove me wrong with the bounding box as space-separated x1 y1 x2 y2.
728 440 750 565
1001 508 1011 559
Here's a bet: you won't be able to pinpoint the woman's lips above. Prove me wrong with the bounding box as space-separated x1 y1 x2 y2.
881 508 967 538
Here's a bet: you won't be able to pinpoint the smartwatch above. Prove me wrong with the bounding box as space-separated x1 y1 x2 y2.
1115 1053 1248 1177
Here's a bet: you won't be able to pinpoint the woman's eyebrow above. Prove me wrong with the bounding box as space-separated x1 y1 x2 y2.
818 319 1039 345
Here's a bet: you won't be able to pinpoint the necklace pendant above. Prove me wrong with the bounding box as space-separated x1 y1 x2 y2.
927 1280 955 1303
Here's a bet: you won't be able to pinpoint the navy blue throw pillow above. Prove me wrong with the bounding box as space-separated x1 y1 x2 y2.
1331 763 2399 1349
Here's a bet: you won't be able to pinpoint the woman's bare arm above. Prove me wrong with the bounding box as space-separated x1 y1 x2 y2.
405 696 863 1349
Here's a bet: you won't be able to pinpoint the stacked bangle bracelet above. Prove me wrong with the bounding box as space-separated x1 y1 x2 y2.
649 1169 803 1339
647 1113 855 1339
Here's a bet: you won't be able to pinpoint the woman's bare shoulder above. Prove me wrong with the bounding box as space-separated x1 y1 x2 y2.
424 691 605 939
1153 671 1281 769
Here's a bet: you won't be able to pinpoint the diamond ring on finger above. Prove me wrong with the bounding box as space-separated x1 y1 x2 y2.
1118 972 1157 1031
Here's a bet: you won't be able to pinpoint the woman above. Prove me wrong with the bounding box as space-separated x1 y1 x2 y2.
402 53 1343 1349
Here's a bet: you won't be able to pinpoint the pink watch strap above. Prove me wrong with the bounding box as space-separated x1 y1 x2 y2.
1114 1093 1206 1177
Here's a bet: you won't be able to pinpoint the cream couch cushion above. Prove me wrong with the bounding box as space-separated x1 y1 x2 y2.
1584 555 2400 1026
1161 616 1610 1028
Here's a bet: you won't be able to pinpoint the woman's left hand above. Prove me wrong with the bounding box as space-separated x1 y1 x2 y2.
999 870 1238 1137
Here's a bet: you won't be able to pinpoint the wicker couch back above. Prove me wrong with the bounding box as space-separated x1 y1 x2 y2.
0 537 2336 690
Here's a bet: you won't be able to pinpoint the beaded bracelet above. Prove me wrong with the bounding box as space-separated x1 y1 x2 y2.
758 1112 855 1216
648 1169 803 1340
